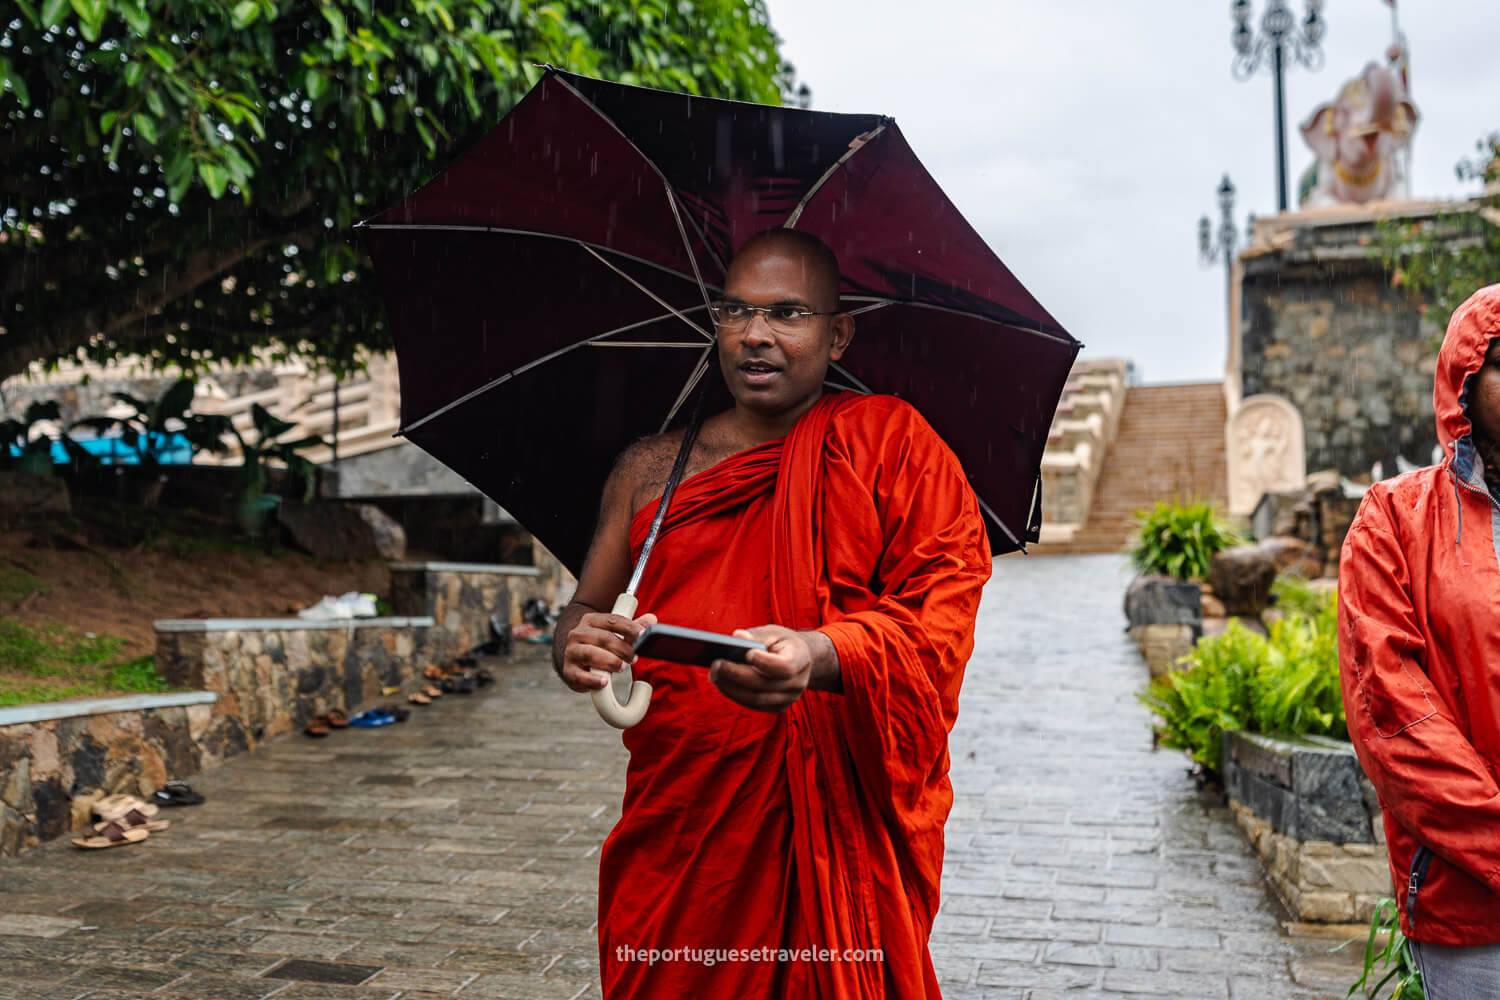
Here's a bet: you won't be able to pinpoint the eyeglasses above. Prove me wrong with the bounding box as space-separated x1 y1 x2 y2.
708 300 838 333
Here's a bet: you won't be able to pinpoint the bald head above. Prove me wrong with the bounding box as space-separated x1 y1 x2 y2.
727 229 841 313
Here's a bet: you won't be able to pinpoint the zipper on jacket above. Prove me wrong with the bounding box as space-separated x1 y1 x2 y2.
1407 845 1435 929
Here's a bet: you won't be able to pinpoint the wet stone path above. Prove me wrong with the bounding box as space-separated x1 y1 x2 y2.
0 554 1363 999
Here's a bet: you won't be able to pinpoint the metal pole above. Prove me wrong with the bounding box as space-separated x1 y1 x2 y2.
1272 41 1288 212
331 379 340 466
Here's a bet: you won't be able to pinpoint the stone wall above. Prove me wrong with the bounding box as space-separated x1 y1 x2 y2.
389 562 557 652
0 693 228 856
1223 731 1391 923
1236 205 1473 479
155 616 452 750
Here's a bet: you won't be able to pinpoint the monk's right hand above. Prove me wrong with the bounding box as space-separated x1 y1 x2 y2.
559 612 657 693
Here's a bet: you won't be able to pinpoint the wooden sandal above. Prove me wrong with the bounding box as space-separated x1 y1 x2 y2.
73 821 150 849
95 794 160 823
95 808 169 834
325 709 350 728
422 684 442 699
304 716 331 737
407 692 431 705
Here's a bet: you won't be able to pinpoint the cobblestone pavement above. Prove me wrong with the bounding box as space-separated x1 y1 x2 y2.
0 555 1365 999
932 554 1364 999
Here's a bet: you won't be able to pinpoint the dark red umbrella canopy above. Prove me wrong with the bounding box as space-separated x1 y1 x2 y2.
361 69 1080 574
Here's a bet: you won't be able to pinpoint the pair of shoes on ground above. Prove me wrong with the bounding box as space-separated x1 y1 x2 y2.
151 780 205 807
304 705 411 736
73 794 169 850
304 709 350 737
407 683 444 706
422 662 494 695
349 705 411 727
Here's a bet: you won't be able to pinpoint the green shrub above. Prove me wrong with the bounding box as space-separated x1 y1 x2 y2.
1127 500 1239 581
1139 577 1345 774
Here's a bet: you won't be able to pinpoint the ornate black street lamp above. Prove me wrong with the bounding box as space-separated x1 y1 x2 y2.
1230 0 1325 212
1199 175 1238 313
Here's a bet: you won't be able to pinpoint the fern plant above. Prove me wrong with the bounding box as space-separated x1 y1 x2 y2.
1127 500 1240 581
1140 576 1345 774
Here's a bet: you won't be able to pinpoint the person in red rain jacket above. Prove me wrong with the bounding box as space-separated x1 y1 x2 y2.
1338 283 1500 995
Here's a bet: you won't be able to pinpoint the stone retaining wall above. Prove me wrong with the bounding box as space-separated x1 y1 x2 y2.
1223 730 1391 923
389 562 554 652
155 616 451 751
0 693 223 857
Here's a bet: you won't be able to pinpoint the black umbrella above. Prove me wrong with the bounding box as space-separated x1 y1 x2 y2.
359 69 1081 723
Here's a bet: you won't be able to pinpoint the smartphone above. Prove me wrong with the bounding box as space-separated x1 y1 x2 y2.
633 623 767 668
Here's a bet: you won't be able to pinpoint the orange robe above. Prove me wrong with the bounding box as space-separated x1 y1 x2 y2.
597 393 992 998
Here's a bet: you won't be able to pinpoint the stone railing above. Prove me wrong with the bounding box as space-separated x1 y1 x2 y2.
1223 730 1391 924
1040 359 1129 540
0 692 220 857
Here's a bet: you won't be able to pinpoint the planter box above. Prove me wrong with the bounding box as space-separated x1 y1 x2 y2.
1222 731 1391 923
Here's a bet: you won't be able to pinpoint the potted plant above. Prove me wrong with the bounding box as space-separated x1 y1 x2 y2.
1125 500 1240 623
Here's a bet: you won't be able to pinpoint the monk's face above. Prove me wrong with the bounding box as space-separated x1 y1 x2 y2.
716 242 854 419
1469 338 1500 447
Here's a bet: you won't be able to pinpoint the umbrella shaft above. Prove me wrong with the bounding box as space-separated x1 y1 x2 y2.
625 385 707 598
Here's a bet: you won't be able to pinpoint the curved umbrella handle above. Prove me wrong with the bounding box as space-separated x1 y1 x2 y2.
589 593 653 729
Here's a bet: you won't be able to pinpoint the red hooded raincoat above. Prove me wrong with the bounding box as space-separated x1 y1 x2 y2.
1338 283 1500 944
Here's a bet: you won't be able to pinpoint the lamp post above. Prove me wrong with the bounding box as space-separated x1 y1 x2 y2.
1230 0 1325 213
1200 175 1238 317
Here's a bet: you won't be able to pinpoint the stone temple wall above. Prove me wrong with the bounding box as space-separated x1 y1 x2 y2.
1235 205 1476 479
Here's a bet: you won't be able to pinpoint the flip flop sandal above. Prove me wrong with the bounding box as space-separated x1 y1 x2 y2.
73 821 150 849
408 692 431 705
305 716 331 737
348 709 395 728
151 782 205 807
325 709 351 728
95 808 169 834
422 685 443 699
381 685 401 695
95 794 160 823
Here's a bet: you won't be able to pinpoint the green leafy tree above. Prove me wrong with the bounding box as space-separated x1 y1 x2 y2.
1377 131 1500 328
0 0 801 379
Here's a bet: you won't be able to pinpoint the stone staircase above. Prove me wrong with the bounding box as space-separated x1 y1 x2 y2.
1033 381 1228 555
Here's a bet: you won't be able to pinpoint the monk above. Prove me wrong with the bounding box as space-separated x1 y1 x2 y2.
552 228 993 998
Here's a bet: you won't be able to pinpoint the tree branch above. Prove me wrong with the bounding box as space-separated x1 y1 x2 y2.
0 224 321 379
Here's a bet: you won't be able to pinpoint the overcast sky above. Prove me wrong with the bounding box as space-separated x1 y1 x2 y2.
766 0 1500 385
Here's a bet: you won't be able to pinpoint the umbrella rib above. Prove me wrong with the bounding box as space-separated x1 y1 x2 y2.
658 349 715 434
828 362 874 395
580 244 715 342
664 185 717 315
401 318 695 436
548 72 728 275
974 493 1025 552
784 123 889 229
358 222 721 303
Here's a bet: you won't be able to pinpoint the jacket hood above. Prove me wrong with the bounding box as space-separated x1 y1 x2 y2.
1434 283 1500 456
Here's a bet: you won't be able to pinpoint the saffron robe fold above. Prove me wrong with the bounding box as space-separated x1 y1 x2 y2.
597 393 992 998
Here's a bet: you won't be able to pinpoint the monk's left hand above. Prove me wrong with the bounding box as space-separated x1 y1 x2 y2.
709 626 841 712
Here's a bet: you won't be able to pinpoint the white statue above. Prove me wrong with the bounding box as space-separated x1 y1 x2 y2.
1299 59 1419 207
